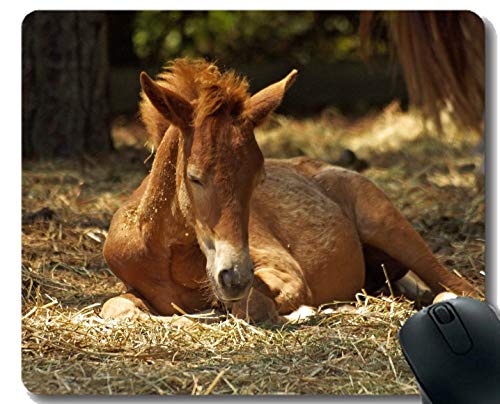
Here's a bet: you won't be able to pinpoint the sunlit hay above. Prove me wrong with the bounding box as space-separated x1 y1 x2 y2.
256 102 479 163
360 11 484 134
22 294 419 395
22 110 484 394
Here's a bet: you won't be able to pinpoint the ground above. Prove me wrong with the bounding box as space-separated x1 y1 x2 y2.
21 103 485 395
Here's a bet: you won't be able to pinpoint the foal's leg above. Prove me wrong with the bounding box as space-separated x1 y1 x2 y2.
231 247 313 324
362 244 409 293
102 209 210 322
315 169 478 297
100 291 152 320
362 245 434 305
101 291 212 326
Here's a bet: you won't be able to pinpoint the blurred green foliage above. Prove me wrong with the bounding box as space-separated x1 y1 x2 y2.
132 11 384 65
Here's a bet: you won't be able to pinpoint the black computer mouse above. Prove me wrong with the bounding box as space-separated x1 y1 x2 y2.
398 297 500 404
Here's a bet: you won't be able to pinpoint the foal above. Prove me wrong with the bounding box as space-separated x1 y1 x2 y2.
102 59 477 323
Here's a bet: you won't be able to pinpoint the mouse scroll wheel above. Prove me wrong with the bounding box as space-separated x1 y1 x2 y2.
433 305 455 324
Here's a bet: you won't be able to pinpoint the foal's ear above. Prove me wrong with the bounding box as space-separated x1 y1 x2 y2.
140 72 193 128
245 69 298 127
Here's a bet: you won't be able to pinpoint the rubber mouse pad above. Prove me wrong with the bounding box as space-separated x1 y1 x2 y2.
21 10 485 396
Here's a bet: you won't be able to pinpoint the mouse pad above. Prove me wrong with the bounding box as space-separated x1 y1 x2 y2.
21 10 485 395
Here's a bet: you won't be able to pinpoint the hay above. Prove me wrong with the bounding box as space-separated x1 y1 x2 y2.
22 295 419 395
22 108 484 395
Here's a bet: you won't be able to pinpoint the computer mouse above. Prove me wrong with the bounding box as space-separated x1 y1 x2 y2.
398 297 500 404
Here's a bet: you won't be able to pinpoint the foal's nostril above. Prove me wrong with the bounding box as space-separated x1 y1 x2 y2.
219 268 239 289
216 266 253 300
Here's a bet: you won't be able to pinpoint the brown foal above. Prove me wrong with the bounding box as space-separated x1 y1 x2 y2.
101 58 477 324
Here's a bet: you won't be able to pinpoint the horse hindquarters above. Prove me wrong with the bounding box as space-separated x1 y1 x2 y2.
314 168 478 298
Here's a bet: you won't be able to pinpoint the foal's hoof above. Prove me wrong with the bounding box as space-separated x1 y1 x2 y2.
433 292 458 304
100 296 148 320
284 305 317 322
323 304 358 315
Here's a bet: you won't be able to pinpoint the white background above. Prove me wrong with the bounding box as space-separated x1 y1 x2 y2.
4 1 498 403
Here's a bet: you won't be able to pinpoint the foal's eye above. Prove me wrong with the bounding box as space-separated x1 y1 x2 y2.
188 174 204 187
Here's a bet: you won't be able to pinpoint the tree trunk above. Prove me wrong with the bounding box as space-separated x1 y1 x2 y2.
22 11 113 159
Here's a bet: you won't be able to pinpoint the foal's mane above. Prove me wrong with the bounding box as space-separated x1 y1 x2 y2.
140 58 250 147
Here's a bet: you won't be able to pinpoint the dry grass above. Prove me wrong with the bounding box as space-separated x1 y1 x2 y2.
22 105 484 395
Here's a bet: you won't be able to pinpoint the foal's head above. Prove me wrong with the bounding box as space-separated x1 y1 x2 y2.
140 60 297 303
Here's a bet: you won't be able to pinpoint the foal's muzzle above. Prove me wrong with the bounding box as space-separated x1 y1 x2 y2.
217 265 253 301
212 240 254 302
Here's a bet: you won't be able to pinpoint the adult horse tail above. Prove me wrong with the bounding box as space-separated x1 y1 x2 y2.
359 11 484 134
